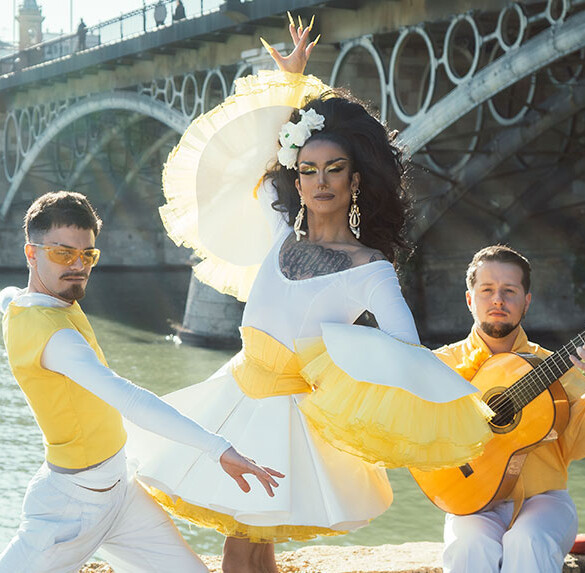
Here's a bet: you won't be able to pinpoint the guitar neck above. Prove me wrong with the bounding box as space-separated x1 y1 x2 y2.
505 331 585 411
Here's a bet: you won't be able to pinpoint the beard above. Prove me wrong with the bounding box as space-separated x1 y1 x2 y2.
479 317 522 339
58 283 86 301
57 273 88 301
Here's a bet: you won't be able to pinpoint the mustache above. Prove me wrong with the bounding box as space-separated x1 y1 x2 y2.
60 272 89 280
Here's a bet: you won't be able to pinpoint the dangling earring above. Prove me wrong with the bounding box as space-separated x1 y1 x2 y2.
294 196 306 241
349 188 361 239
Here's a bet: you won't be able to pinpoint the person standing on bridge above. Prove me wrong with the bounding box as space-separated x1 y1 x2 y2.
77 18 87 51
0 191 283 573
126 17 493 573
154 1 167 27
173 0 186 21
430 245 585 572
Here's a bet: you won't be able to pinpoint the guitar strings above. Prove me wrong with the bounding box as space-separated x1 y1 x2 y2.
484 332 584 420
487 335 583 419
489 341 576 416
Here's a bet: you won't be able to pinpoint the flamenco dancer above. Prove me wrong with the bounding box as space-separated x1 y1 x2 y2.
128 18 493 573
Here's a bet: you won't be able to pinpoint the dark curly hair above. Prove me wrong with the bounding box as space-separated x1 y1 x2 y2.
265 90 411 262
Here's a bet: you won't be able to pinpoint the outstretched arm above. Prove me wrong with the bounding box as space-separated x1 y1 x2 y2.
42 328 284 495
260 13 319 74
220 447 283 497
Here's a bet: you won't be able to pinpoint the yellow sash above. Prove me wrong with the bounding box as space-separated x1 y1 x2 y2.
230 327 312 399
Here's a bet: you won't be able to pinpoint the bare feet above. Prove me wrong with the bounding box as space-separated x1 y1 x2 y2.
222 537 279 573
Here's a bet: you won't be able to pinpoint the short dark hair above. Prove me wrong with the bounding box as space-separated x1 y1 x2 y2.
24 191 102 242
466 245 531 293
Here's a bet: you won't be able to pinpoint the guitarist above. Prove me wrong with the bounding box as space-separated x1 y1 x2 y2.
434 245 585 573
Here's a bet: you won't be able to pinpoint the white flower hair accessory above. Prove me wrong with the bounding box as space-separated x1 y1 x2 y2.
277 108 325 169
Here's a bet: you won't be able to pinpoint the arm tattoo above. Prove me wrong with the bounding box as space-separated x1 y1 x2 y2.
279 234 353 280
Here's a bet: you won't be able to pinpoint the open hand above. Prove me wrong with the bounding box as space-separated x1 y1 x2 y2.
570 345 585 375
260 13 319 74
219 446 285 497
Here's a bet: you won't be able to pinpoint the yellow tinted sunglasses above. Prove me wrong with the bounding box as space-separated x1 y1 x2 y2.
29 243 101 267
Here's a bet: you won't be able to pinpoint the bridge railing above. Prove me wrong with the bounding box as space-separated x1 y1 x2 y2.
0 0 223 75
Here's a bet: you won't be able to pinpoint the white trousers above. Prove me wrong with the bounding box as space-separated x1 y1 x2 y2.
0 463 207 573
443 489 578 573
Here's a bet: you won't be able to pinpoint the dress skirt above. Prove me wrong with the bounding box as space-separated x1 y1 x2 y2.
126 324 492 542
126 361 393 543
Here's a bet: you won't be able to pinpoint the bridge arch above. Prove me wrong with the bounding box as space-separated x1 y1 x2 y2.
399 8 585 154
0 91 189 219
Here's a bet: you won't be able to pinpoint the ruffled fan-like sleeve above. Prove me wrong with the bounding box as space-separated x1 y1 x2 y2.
297 263 494 470
159 70 328 302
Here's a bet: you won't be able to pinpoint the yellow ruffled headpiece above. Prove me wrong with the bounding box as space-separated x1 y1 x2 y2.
159 70 329 301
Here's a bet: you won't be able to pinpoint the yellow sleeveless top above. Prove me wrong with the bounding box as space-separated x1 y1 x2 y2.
2 301 127 469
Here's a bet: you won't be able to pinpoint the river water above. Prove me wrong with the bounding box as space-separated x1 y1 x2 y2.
0 268 583 556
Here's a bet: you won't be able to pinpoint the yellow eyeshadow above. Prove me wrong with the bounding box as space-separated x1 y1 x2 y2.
298 161 348 174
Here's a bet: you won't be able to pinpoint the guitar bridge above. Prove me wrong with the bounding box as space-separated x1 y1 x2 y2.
459 463 474 478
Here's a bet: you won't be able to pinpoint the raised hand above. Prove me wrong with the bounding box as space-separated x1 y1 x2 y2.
569 344 585 376
260 13 320 75
219 446 285 497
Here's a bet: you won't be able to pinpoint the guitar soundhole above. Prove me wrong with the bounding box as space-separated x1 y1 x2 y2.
487 393 518 431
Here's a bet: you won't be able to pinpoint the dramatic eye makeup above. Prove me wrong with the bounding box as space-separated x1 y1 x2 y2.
298 158 349 175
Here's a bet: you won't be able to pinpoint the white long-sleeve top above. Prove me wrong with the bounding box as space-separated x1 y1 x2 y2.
0 287 231 489
242 232 420 350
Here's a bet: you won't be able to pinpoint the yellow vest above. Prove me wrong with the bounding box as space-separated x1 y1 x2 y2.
2 301 127 469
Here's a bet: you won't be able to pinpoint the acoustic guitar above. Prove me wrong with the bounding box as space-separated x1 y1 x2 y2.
409 331 584 515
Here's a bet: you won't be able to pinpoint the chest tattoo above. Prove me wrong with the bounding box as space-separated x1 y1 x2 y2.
369 251 386 263
279 235 353 280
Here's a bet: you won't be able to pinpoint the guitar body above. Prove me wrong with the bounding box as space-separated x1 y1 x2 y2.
410 352 570 515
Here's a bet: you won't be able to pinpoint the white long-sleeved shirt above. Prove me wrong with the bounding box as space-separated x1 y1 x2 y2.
1 287 231 488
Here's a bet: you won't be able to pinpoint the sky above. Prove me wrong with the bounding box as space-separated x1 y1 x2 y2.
1 0 163 45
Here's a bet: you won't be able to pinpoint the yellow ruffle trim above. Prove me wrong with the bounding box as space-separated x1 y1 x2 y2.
160 70 329 302
142 483 348 543
454 346 492 381
297 340 494 470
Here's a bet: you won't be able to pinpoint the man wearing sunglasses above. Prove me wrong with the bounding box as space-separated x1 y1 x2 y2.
0 191 283 573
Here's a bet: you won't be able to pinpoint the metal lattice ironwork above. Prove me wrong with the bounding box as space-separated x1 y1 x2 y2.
1 0 585 232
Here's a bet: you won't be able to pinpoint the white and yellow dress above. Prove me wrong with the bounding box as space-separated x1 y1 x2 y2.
126 70 493 542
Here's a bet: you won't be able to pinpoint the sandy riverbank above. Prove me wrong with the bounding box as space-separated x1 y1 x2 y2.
80 542 440 572
80 541 585 572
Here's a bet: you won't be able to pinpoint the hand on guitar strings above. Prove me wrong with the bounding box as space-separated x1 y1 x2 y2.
569 345 585 376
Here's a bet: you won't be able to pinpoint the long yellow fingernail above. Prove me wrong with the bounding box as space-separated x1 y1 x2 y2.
309 15 315 31
287 11 295 27
260 37 273 53
313 34 321 46
298 15 303 31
